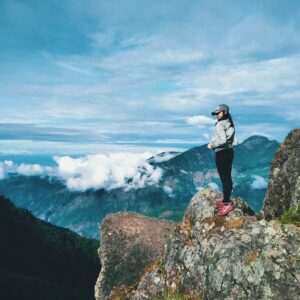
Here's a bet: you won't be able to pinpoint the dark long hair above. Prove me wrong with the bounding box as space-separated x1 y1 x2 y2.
218 111 235 128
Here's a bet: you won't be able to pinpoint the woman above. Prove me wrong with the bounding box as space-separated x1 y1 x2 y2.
207 104 235 216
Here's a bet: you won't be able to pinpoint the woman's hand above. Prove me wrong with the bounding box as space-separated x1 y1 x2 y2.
207 143 212 149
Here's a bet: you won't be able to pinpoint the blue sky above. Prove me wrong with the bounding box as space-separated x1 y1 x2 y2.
0 0 299 156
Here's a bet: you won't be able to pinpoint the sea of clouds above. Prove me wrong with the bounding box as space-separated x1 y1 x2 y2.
0 151 171 192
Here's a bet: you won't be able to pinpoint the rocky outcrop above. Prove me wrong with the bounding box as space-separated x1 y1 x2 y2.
131 189 299 300
95 189 299 300
263 129 300 220
94 212 177 300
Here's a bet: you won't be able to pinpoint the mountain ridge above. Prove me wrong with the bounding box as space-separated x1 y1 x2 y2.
0 135 280 239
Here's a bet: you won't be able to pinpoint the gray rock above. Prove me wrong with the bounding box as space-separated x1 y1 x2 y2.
263 128 300 220
132 189 300 300
94 211 177 300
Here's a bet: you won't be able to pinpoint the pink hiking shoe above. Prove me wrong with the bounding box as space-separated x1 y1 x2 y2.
216 202 235 216
215 200 225 208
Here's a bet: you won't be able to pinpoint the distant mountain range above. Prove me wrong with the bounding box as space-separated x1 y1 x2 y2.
0 195 100 300
0 135 280 240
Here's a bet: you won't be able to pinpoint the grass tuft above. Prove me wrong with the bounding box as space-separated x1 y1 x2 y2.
277 205 300 227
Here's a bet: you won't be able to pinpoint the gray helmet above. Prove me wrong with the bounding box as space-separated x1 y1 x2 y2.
211 104 230 115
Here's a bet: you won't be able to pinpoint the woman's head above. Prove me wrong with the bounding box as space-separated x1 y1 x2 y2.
211 104 234 126
215 110 228 120
213 109 235 128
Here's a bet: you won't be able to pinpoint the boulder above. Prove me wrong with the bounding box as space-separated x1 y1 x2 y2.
94 211 177 300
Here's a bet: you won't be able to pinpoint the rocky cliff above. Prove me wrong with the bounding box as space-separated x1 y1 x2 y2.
94 129 300 300
130 189 299 300
263 128 300 220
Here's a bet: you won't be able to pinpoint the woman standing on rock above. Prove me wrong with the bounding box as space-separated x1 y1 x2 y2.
207 104 236 216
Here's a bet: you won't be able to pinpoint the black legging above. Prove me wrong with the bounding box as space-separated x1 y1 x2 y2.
215 148 234 204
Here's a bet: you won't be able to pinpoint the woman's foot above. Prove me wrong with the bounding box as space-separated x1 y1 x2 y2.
216 201 235 216
215 200 225 208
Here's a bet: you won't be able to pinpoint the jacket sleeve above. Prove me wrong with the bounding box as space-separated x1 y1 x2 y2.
226 126 235 141
210 122 227 148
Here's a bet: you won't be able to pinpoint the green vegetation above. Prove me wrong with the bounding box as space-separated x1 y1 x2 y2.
277 205 300 226
0 195 100 300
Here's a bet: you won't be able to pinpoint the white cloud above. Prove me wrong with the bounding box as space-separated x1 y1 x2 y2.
151 49 205 65
157 92 207 113
0 160 55 178
16 163 49 176
180 55 300 101
208 182 219 191
0 150 32 155
0 139 186 156
251 175 268 189
186 115 215 127
0 151 165 192
0 163 7 179
163 184 176 198
95 34 205 70
0 160 15 179
53 151 163 192
149 152 180 163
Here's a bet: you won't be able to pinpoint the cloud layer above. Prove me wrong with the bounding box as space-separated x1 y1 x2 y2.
0 151 164 192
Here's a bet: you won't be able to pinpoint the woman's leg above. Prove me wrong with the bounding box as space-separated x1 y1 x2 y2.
215 149 234 204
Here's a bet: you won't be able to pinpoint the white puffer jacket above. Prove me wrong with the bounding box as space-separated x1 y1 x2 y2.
210 118 237 152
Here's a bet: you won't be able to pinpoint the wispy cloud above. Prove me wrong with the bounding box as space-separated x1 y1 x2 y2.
40 51 94 75
0 123 108 143
0 0 299 154
186 115 215 127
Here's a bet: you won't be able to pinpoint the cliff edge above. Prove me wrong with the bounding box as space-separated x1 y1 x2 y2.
263 128 300 220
